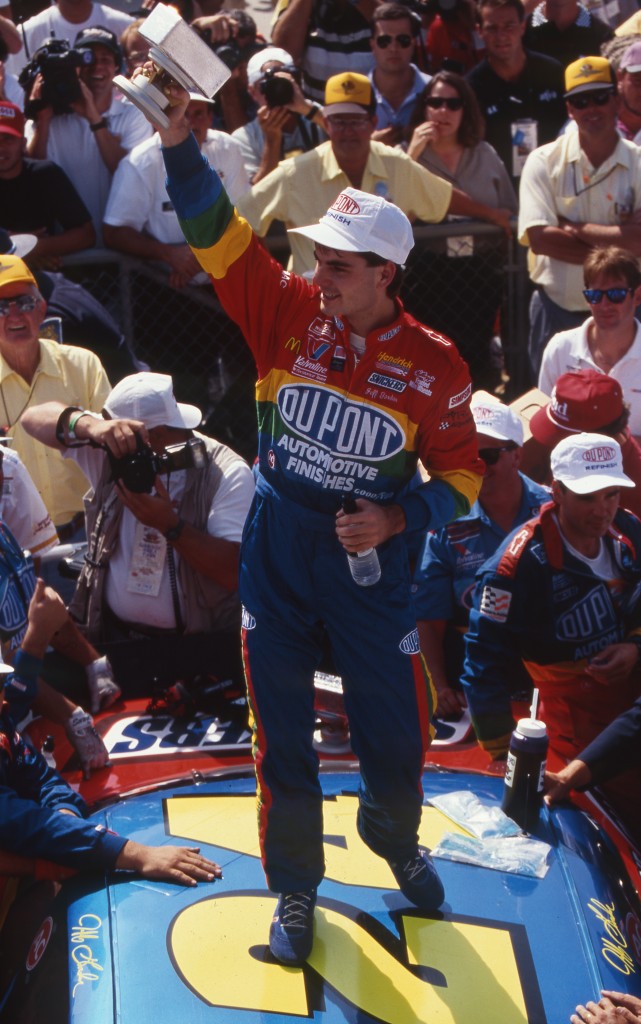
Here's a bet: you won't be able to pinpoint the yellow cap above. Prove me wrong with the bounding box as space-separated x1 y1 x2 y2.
564 56 614 97
0 255 36 291
323 72 374 115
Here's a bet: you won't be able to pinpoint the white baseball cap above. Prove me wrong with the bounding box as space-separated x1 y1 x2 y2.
551 432 634 494
470 394 524 445
289 188 414 265
104 372 202 430
246 46 293 86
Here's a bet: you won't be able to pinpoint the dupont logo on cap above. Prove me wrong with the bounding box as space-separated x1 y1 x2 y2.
551 431 634 494
582 444 616 463
331 193 360 216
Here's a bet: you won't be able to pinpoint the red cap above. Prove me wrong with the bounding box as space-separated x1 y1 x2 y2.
0 102 25 139
530 370 624 447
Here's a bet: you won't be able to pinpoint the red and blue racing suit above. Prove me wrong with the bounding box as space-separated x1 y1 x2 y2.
163 135 484 892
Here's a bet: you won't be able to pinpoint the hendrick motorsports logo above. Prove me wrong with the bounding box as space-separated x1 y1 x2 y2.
277 383 405 460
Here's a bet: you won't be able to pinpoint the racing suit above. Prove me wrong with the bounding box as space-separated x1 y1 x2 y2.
461 502 641 838
163 134 484 893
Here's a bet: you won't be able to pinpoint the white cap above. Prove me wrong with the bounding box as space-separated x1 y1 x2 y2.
289 188 414 265
104 372 202 430
551 432 634 494
470 394 524 445
246 46 293 86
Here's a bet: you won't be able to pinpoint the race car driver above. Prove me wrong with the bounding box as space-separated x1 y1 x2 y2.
138 71 484 967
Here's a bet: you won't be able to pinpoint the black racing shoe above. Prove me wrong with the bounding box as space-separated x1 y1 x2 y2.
388 849 445 910
269 889 317 965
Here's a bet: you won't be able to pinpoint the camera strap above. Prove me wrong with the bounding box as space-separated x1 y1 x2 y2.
166 542 185 635
296 116 320 154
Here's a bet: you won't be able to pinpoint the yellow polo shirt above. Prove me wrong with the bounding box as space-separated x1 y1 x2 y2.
0 339 111 526
236 139 453 275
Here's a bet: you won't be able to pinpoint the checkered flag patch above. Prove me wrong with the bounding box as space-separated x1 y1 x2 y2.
479 585 512 623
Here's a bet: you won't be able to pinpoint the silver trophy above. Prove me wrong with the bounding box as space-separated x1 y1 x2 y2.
114 3 231 128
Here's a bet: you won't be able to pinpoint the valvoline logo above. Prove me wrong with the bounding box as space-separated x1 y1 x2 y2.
277 384 405 459
331 193 360 215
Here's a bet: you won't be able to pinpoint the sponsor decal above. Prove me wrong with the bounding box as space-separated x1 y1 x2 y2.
279 271 290 289
556 587 612 642
508 528 530 559
331 192 360 215
582 445 616 464
374 350 410 375
399 628 420 655
267 450 276 469
242 607 256 630
27 917 53 972
292 354 329 383
367 372 406 394
448 383 472 409
330 344 347 372
277 434 380 489
378 326 402 343
277 383 405 460
480 585 512 622
409 371 435 397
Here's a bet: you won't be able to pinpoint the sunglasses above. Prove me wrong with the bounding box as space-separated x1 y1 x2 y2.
375 33 412 48
478 444 517 465
326 115 371 129
566 89 614 110
425 96 464 111
583 287 633 304
0 295 38 317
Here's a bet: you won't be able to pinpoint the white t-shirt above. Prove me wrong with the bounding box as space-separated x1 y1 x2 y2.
6 3 133 77
29 90 152 244
104 130 250 242
0 445 58 557
539 318 641 437
65 442 254 629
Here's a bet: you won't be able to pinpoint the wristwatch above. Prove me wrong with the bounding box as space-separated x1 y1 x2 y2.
164 518 186 543
305 102 322 121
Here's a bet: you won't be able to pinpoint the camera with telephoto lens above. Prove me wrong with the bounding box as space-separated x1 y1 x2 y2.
18 38 94 119
108 436 207 494
260 63 300 108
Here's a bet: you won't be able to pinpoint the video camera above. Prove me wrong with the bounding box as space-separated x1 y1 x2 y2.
259 63 301 108
108 436 207 494
18 38 93 118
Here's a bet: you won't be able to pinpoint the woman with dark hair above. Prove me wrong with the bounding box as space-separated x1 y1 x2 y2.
403 71 517 390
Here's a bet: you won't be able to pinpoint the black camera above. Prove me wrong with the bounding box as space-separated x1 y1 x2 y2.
260 64 300 108
195 10 257 71
109 436 207 494
18 38 94 119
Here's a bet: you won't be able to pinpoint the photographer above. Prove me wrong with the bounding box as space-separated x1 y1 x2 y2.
191 10 265 134
232 46 326 184
25 27 151 244
21 373 255 688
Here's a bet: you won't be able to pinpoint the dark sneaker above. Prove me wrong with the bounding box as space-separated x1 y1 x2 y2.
388 849 445 910
269 889 317 965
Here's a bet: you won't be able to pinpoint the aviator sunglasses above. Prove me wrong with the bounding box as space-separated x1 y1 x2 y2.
478 444 517 465
375 32 413 47
583 287 634 304
566 88 614 110
0 295 38 317
425 96 464 111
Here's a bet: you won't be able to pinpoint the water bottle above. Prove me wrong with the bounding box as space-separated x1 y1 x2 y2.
341 495 381 587
41 735 56 770
501 717 548 833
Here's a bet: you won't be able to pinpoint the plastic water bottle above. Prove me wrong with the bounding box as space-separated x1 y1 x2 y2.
501 714 549 833
341 495 381 587
41 735 56 770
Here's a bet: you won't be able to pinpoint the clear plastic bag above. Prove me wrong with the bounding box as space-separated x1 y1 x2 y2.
432 832 551 878
428 790 521 839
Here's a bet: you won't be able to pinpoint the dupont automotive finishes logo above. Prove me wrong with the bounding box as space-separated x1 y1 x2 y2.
277 384 405 460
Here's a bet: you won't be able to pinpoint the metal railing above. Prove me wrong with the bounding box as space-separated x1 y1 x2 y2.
61 220 532 463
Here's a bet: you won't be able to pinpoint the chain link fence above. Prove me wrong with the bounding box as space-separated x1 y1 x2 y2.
62 222 532 464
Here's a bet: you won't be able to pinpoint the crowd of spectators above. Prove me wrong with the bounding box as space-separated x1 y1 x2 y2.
1 0 641 1006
